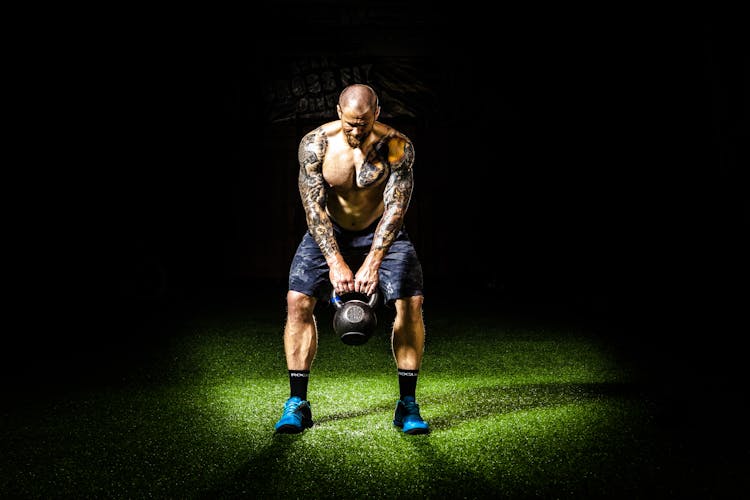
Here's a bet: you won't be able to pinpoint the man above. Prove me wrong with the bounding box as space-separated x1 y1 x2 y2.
275 84 429 435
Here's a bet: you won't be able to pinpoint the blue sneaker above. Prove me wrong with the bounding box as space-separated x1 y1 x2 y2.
274 396 313 434
393 396 430 434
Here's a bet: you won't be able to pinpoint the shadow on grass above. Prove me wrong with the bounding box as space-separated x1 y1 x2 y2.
313 402 396 425
196 422 492 498
197 381 647 498
425 381 643 430
309 381 643 431
197 434 299 499
402 436 500 495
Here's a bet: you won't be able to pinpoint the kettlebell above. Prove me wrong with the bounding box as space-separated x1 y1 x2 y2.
331 289 379 345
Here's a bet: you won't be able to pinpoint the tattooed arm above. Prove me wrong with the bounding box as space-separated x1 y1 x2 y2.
298 127 355 293
356 136 415 295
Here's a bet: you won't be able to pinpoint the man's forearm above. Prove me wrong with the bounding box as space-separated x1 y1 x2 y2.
369 164 413 262
306 208 341 263
371 210 404 255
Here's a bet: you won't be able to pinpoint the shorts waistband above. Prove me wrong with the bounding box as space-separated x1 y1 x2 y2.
331 216 382 236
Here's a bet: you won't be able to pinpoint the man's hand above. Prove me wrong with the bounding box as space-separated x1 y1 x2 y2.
329 257 355 295
354 266 380 296
354 252 382 296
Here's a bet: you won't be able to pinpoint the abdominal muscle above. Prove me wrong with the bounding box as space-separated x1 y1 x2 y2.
326 191 384 231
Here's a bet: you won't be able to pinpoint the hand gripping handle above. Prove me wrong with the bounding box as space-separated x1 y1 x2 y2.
331 289 379 309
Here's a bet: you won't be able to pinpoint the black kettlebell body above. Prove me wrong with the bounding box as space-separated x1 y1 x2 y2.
331 290 379 345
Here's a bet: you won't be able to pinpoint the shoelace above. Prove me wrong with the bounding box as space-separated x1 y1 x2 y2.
403 401 421 416
283 400 303 415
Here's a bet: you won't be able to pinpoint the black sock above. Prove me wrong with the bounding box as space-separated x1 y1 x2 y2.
397 369 419 400
289 370 310 400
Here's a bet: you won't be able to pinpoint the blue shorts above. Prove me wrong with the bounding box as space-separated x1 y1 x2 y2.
288 218 424 305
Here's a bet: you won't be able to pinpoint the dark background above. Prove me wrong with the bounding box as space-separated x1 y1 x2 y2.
10 7 747 391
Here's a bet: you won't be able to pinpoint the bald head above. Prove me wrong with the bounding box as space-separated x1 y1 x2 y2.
338 84 379 114
336 84 381 148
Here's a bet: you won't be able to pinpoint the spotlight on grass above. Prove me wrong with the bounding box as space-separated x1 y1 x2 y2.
2 307 671 498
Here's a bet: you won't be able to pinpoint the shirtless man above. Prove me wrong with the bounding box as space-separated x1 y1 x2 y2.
274 84 429 435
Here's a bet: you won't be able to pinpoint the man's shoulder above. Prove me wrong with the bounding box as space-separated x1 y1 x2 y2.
374 124 413 166
302 121 340 141
375 122 411 142
376 124 413 156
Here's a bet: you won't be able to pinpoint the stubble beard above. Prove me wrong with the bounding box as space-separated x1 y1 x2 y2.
345 133 364 149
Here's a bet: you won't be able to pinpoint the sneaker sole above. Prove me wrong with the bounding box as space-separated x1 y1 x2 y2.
275 420 313 434
394 421 430 435
403 427 430 435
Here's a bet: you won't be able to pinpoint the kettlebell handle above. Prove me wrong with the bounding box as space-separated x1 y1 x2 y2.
331 288 379 309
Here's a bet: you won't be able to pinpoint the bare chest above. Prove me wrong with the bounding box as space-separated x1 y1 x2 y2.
323 146 389 190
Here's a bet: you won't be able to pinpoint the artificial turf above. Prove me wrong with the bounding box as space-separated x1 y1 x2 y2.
1 293 745 498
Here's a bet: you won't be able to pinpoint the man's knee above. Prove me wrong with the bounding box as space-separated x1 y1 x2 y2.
395 295 424 323
287 290 317 322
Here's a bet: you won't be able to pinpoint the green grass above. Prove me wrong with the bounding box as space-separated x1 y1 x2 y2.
0 300 739 498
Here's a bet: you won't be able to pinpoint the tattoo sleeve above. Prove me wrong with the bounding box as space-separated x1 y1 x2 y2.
372 139 415 252
298 128 339 259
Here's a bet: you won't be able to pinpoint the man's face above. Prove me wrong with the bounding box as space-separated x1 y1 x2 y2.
338 107 376 149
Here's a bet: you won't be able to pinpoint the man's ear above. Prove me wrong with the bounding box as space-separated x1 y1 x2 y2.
336 105 342 118
374 106 381 120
